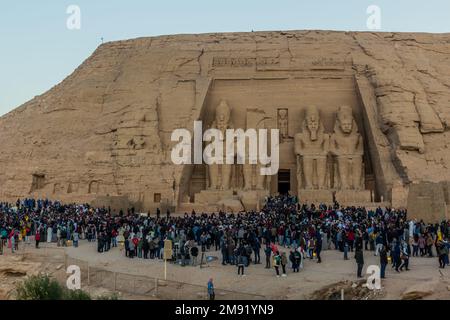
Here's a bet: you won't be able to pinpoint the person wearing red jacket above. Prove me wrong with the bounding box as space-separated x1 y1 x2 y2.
111 229 118 247
347 229 355 252
35 228 41 248
8 229 15 253
132 236 139 257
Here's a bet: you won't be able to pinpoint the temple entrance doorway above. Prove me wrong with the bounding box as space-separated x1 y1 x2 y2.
277 169 290 195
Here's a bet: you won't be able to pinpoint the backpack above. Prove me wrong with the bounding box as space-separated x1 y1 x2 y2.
273 255 281 266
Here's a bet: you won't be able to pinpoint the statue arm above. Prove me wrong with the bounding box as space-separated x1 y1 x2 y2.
323 134 330 153
356 135 364 155
329 135 337 155
294 135 302 155
296 154 303 189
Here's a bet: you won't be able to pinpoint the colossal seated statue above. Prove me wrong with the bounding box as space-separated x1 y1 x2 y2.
207 100 234 190
294 105 330 190
330 105 364 190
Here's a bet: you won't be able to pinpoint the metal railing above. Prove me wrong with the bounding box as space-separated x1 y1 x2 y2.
64 254 266 300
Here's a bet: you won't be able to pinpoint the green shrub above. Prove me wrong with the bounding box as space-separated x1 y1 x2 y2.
16 274 92 300
64 289 91 300
16 274 64 300
96 292 119 300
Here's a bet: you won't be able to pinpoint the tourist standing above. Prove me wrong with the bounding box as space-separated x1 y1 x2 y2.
111 229 118 248
72 230 79 248
355 247 364 278
379 245 388 279
253 238 261 264
307 238 314 259
375 233 384 256
221 238 228 265
437 240 448 269
207 278 215 300
411 235 419 257
344 240 349 260
392 239 401 272
419 234 426 256
35 228 41 249
191 245 199 266
399 240 410 271
281 252 288 277
426 234 434 257
237 251 246 276
315 230 322 263
142 237 149 259
47 225 52 244
273 251 281 277
264 245 272 269
128 237 135 258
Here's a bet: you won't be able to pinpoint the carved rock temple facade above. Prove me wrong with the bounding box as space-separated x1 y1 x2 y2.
0 31 449 221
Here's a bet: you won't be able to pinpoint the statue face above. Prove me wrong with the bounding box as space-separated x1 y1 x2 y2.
337 106 354 134
304 106 321 141
217 110 227 123
340 117 353 134
307 114 319 133
216 101 230 124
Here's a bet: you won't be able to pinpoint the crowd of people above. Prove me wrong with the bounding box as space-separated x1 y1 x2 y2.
1 196 449 280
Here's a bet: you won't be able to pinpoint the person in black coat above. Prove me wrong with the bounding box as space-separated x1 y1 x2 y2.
264 245 272 269
97 232 104 253
190 245 199 266
379 245 388 278
355 247 364 278
252 238 261 264
142 238 149 259
315 230 322 263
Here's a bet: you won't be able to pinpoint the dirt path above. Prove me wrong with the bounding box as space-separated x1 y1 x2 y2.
64 240 450 299
1 240 449 300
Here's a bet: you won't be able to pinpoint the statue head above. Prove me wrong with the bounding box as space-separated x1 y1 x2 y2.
215 100 231 125
278 109 287 119
304 105 321 141
336 105 355 134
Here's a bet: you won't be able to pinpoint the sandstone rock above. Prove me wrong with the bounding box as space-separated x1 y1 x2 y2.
0 287 10 300
157 280 168 287
401 280 439 300
0 259 42 299
0 263 40 277
0 31 448 221
407 182 448 222
217 199 244 213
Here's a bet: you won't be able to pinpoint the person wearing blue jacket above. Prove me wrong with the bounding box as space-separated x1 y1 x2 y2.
207 278 215 300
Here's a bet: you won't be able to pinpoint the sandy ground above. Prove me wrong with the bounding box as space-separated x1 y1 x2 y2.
65 240 450 300
1 240 449 300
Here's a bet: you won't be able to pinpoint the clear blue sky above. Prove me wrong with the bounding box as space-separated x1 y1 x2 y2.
1 0 449 116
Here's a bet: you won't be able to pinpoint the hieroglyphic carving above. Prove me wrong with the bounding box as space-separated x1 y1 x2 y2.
212 57 280 68
213 57 255 67
277 108 289 141
311 57 346 69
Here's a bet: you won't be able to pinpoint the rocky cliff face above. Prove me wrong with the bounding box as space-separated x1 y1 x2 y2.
0 31 449 216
